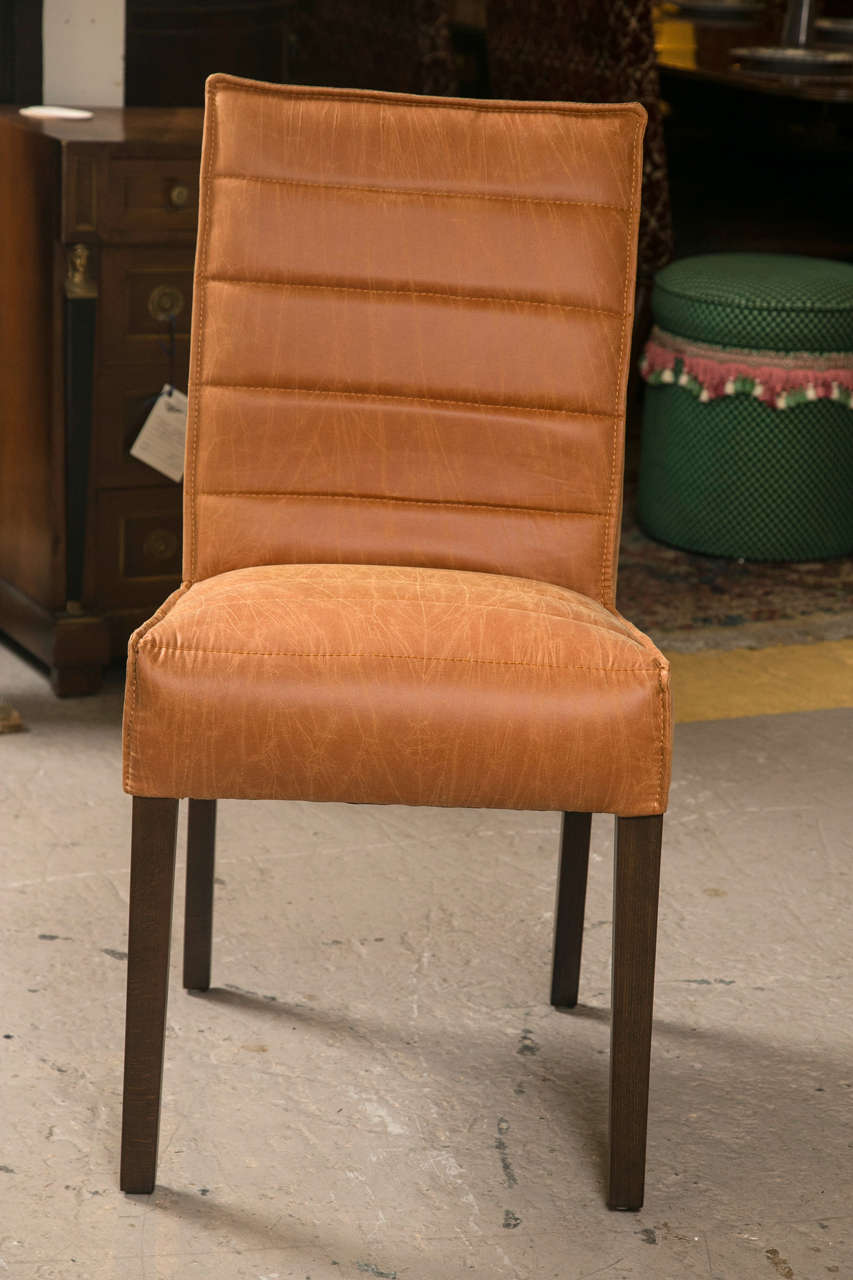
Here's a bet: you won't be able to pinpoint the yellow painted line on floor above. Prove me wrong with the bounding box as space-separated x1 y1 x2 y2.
668 638 853 723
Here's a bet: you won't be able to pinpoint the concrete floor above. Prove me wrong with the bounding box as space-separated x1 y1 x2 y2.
1 639 852 1279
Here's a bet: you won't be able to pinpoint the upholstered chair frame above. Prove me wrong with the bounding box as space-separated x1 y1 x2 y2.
120 75 671 1212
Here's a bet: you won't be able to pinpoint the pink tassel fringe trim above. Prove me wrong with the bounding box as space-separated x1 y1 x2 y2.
640 326 853 410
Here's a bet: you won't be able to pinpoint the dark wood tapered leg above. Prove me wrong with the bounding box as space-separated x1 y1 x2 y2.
120 796 179 1194
608 814 663 1211
550 812 592 1008
183 799 217 991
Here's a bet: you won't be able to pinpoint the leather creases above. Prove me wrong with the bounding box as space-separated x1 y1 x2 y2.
124 564 670 814
123 76 672 816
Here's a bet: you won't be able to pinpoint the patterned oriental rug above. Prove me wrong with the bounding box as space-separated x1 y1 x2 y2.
617 500 853 653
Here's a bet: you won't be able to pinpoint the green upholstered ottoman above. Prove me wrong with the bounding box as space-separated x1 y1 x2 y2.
638 253 853 561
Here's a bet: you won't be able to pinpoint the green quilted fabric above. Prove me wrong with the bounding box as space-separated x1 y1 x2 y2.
638 386 853 560
652 254 853 353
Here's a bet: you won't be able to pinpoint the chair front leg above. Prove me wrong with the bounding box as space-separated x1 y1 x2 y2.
121 796 179 1194
183 799 217 991
551 812 592 1008
608 814 663 1212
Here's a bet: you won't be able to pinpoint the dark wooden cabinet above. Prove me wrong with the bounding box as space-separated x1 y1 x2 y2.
0 107 202 694
125 2 291 108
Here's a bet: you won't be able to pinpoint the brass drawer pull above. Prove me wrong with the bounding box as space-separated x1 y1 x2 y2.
147 284 185 324
169 183 190 208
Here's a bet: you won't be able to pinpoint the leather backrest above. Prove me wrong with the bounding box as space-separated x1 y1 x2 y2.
184 75 645 606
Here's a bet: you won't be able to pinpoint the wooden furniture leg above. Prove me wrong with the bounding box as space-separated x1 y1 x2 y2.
183 799 217 991
608 814 663 1211
120 796 179 1194
550 811 592 1008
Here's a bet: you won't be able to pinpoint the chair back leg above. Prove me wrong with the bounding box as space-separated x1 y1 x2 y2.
550 811 592 1008
183 799 217 991
121 796 179 1194
608 814 663 1211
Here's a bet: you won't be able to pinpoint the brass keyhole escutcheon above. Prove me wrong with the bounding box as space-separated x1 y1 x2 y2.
143 528 179 563
169 182 189 208
147 284 185 324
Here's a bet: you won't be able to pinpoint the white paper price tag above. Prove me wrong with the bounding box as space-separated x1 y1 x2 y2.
130 385 188 482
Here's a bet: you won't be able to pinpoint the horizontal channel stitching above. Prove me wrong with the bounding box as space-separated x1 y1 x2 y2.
196 491 605 519
206 276 621 318
213 171 630 214
142 644 661 673
199 382 616 420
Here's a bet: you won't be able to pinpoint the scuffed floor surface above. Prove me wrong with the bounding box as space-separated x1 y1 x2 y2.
1 640 851 1279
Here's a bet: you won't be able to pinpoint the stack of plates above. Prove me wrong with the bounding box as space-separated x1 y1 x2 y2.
730 44 853 74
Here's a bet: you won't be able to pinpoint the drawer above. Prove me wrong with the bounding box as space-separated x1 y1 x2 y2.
64 149 201 243
104 155 200 238
93 487 182 610
99 247 194 366
94 368 191 488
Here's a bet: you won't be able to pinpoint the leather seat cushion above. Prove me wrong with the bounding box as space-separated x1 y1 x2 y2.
123 563 671 814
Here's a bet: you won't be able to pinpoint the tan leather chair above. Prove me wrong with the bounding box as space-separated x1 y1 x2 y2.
120 74 672 1211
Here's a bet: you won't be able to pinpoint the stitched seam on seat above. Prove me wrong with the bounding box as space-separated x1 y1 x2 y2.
124 582 192 794
600 116 642 610
604 606 669 658
196 491 606 519
213 170 631 212
656 664 670 812
141 643 660 672
199 381 616 420
206 276 622 319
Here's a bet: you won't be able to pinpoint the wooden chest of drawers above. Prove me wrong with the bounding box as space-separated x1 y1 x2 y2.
0 107 202 694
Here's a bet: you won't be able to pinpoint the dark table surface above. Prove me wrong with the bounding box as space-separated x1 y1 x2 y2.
655 11 853 103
